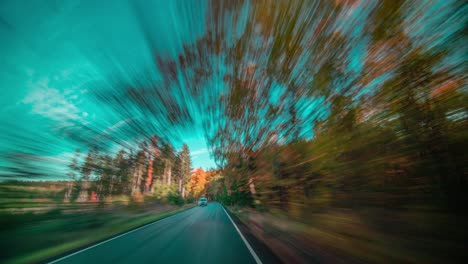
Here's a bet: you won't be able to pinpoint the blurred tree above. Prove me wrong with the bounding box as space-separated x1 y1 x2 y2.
188 168 207 198
180 144 192 198
77 147 97 202
97 155 114 200
145 135 159 193
114 149 130 195
161 142 176 186
131 142 147 196
64 148 80 202
173 154 182 192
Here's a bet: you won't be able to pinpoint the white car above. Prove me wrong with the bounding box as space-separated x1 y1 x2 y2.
198 197 208 206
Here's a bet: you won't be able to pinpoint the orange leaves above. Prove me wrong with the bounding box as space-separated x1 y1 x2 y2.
90 191 98 202
430 79 461 99
187 168 208 197
145 159 153 191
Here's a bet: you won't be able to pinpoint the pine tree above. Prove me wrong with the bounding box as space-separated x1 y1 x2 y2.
64 148 80 202
114 149 129 195
180 144 192 198
77 147 97 202
131 142 147 196
161 142 176 186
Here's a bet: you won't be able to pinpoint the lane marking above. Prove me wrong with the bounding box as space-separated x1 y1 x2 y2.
48 206 196 263
222 205 263 264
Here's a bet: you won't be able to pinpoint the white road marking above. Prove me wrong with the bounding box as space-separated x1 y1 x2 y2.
48 207 195 263
222 205 263 264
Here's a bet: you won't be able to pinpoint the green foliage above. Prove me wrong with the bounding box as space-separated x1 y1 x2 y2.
185 196 195 204
167 192 185 206
151 184 172 199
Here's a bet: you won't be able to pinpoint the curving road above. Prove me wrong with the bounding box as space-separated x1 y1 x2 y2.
49 202 262 264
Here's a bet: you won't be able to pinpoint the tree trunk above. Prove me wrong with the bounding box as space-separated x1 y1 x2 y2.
163 161 168 185
249 177 256 195
131 169 136 195
64 181 74 202
167 167 172 186
77 181 90 202
97 181 103 198
150 178 159 194
109 177 114 197
145 159 153 193
132 167 142 196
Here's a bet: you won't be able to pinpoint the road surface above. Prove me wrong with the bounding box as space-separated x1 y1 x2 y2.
49 202 261 264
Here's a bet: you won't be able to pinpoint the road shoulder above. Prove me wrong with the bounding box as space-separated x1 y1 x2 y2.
222 205 283 264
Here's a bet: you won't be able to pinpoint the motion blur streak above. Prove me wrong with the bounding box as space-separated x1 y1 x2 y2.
0 0 467 263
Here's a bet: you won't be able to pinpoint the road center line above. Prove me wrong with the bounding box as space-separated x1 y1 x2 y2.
222 205 263 264
48 207 195 264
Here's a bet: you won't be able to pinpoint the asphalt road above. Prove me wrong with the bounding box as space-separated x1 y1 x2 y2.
49 202 260 264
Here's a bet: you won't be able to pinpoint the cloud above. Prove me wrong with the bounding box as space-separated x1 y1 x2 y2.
191 148 208 156
22 77 84 126
97 118 133 138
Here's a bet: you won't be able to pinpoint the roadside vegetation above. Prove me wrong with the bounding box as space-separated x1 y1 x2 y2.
164 1 466 263
0 199 192 264
0 139 201 264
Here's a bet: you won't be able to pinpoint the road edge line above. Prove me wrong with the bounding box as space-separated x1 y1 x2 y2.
48 206 196 264
222 206 263 264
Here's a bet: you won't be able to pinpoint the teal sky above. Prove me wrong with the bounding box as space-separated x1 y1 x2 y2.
0 0 214 179
0 0 465 180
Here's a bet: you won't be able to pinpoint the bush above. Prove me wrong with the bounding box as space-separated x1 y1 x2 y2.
186 196 195 204
167 192 185 206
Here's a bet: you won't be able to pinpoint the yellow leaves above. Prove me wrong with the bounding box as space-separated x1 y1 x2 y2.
187 168 208 197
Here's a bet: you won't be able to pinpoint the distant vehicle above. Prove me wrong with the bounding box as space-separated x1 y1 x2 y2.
198 197 208 206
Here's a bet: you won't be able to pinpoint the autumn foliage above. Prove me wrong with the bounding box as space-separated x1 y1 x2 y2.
187 168 208 198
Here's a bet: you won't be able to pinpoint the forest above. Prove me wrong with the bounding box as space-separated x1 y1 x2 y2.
156 0 468 213
0 0 466 263
62 138 194 205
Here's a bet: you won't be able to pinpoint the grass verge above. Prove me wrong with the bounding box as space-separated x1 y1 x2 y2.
5 205 195 264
